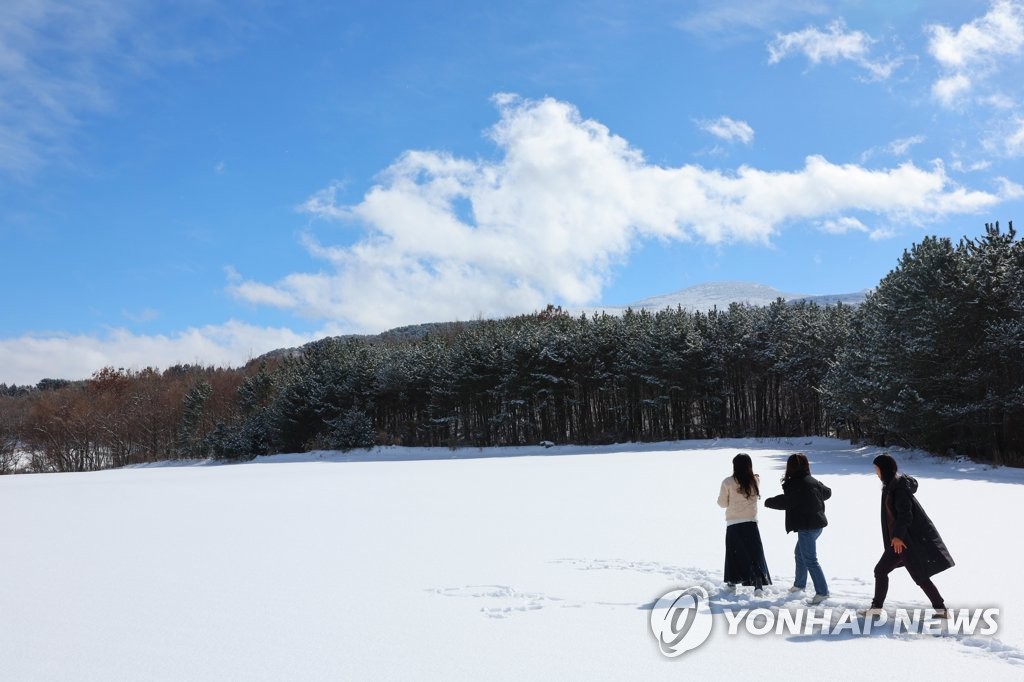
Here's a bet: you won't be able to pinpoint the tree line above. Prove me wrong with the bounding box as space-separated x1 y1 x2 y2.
824 222 1023 465
1 222 1020 473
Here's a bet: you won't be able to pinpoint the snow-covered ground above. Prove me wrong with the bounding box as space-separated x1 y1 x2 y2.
1 438 1021 680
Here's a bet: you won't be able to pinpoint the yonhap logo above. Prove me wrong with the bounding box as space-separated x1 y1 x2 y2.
649 587 714 657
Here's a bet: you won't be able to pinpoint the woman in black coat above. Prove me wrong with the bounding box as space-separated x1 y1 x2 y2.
863 454 954 615
764 453 832 604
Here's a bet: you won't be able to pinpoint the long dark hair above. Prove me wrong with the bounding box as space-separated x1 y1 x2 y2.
873 453 898 485
782 452 811 483
732 453 759 499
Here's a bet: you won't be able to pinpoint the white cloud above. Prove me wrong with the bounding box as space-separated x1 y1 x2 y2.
927 0 1024 69
979 114 1024 158
927 0 1024 106
887 135 926 157
228 95 1012 334
982 93 1017 109
868 227 897 241
995 176 1024 199
818 217 868 234
299 181 351 220
1007 118 1024 155
225 266 298 309
768 20 869 63
932 74 973 107
767 20 899 79
950 157 992 173
0 321 322 386
698 116 755 144
818 217 894 241
861 135 926 162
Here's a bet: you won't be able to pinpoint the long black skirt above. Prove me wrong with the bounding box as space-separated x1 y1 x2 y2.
724 521 772 588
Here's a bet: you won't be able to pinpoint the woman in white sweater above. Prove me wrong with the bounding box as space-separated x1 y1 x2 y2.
717 453 772 593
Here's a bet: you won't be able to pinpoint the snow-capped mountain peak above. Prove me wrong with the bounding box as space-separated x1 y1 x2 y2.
586 281 868 315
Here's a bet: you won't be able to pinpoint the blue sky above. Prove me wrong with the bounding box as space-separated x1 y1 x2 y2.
2 0 1023 384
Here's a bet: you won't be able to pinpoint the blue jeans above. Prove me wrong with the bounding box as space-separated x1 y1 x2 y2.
793 528 828 596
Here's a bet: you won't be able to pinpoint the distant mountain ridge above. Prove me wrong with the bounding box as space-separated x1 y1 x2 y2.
588 280 869 315
254 281 868 363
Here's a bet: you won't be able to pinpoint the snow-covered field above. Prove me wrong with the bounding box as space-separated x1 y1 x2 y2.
2 438 1022 680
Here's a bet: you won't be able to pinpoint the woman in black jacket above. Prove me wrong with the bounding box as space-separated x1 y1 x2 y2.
862 454 953 616
764 453 832 604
